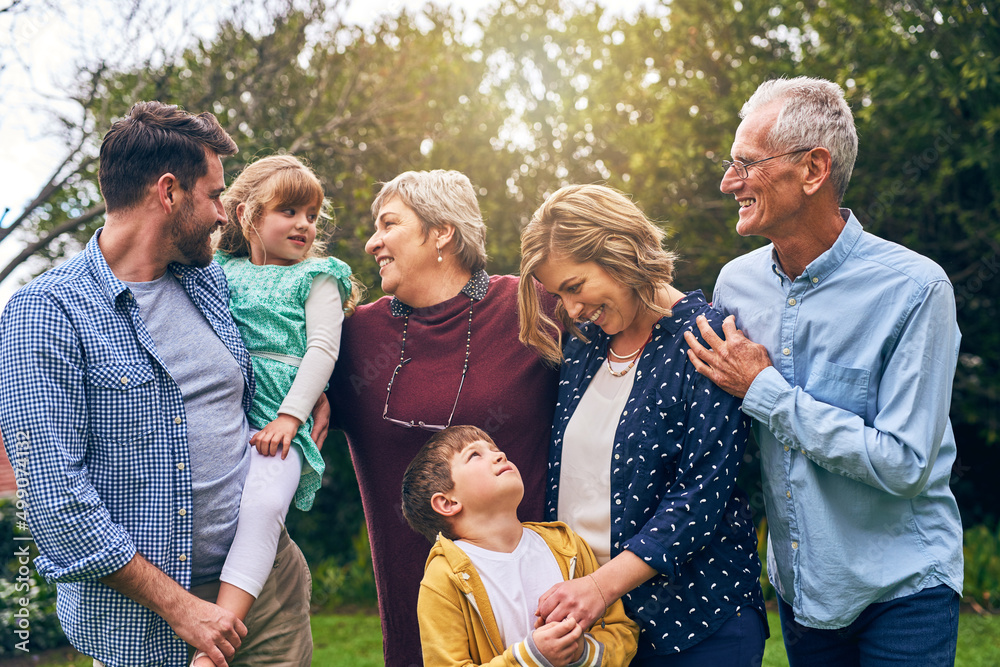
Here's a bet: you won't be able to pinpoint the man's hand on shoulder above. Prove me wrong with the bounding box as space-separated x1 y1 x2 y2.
684 314 772 398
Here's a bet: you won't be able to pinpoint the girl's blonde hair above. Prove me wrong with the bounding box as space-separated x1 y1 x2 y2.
518 184 679 365
218 154 364 314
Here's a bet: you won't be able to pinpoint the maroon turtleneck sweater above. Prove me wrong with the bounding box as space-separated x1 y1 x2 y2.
328 275 559 667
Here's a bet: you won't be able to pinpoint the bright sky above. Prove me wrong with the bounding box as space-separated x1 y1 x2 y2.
0 0 657 305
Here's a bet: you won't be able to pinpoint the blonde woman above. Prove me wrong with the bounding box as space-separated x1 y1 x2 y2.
518 184 766 666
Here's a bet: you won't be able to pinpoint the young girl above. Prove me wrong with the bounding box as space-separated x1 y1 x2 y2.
192 155 360 667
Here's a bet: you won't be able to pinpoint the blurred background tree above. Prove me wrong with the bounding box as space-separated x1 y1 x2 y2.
0 0 997 610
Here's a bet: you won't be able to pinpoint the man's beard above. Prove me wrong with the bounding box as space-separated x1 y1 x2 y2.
170 195 214 268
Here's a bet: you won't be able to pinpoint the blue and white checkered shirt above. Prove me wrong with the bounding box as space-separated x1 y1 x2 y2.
0 229 254 666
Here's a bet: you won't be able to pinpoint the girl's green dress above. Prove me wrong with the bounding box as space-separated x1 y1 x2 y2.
217 251 352 510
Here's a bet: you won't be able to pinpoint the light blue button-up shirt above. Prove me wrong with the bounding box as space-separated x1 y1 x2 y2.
713 210 963 629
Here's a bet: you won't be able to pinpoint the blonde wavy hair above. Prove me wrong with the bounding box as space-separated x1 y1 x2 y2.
217 154 364 314
518 184 678 365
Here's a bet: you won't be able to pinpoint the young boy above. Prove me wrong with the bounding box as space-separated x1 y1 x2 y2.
402 425 639 667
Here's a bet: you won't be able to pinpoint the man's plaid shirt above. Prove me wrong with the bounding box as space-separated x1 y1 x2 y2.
0 230 254 666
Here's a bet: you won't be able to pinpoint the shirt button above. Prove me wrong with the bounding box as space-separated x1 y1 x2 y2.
178 554 187 562
120 377 129 385
791 541 799 550
176 462 185 471
782 348 791 356
174 416 183 424
812 277 819 284
784 445 790 452
786 491 791 499
178 508 186 516
788 298 797 306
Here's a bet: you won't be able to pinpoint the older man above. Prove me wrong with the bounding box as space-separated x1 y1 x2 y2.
0 102 312 667
685 77 963 666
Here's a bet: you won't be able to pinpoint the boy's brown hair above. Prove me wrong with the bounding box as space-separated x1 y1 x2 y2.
401 425 496 543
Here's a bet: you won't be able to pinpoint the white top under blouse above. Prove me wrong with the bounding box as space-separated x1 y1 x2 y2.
557 361 636 565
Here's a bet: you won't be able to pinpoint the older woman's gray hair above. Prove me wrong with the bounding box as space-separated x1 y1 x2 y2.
371 170 488 273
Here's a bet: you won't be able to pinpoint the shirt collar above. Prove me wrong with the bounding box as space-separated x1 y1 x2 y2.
658 289 708 336
390 269 489 317
85 226 212 306
769 208 863 286
85 228 131 306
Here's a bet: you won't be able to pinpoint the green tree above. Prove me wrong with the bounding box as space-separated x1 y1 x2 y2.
2 0 996 542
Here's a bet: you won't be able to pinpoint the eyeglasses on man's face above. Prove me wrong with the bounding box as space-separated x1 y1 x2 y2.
722 148 813 179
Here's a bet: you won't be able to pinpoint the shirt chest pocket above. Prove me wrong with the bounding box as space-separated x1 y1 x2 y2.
85 363 157 444
626 398 686 481
804 361 871 419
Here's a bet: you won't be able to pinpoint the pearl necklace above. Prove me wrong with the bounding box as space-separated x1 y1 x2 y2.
608 343 645 359
606 330 654 377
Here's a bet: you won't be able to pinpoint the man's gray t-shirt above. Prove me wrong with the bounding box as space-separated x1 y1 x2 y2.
125 271 250 586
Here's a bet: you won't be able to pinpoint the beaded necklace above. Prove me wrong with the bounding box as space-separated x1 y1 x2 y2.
605 329 653 377
382 299 473 431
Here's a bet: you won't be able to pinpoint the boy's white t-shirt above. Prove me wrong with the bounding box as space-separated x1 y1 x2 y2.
455 527 565 648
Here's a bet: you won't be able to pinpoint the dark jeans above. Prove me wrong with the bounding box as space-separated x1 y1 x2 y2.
631 609 767 667
777 584 959 667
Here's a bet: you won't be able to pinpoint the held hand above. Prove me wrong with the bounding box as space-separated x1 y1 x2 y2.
163 596 247 667
249 414 301 458
536 577 605 630
310 393 330 449
683 314 772 398
532 617 585 666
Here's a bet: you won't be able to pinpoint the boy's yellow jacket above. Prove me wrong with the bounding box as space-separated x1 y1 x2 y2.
417 521 640 667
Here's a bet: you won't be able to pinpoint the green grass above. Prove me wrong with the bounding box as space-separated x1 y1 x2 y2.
312 612 383 666
3 612 384 667
8 611 1000 666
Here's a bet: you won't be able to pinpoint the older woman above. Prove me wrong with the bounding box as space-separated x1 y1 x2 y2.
326 170 558 667
518 184 766 666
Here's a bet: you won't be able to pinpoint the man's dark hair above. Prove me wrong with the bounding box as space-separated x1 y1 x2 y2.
401 425 496 543
98 101 238 212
